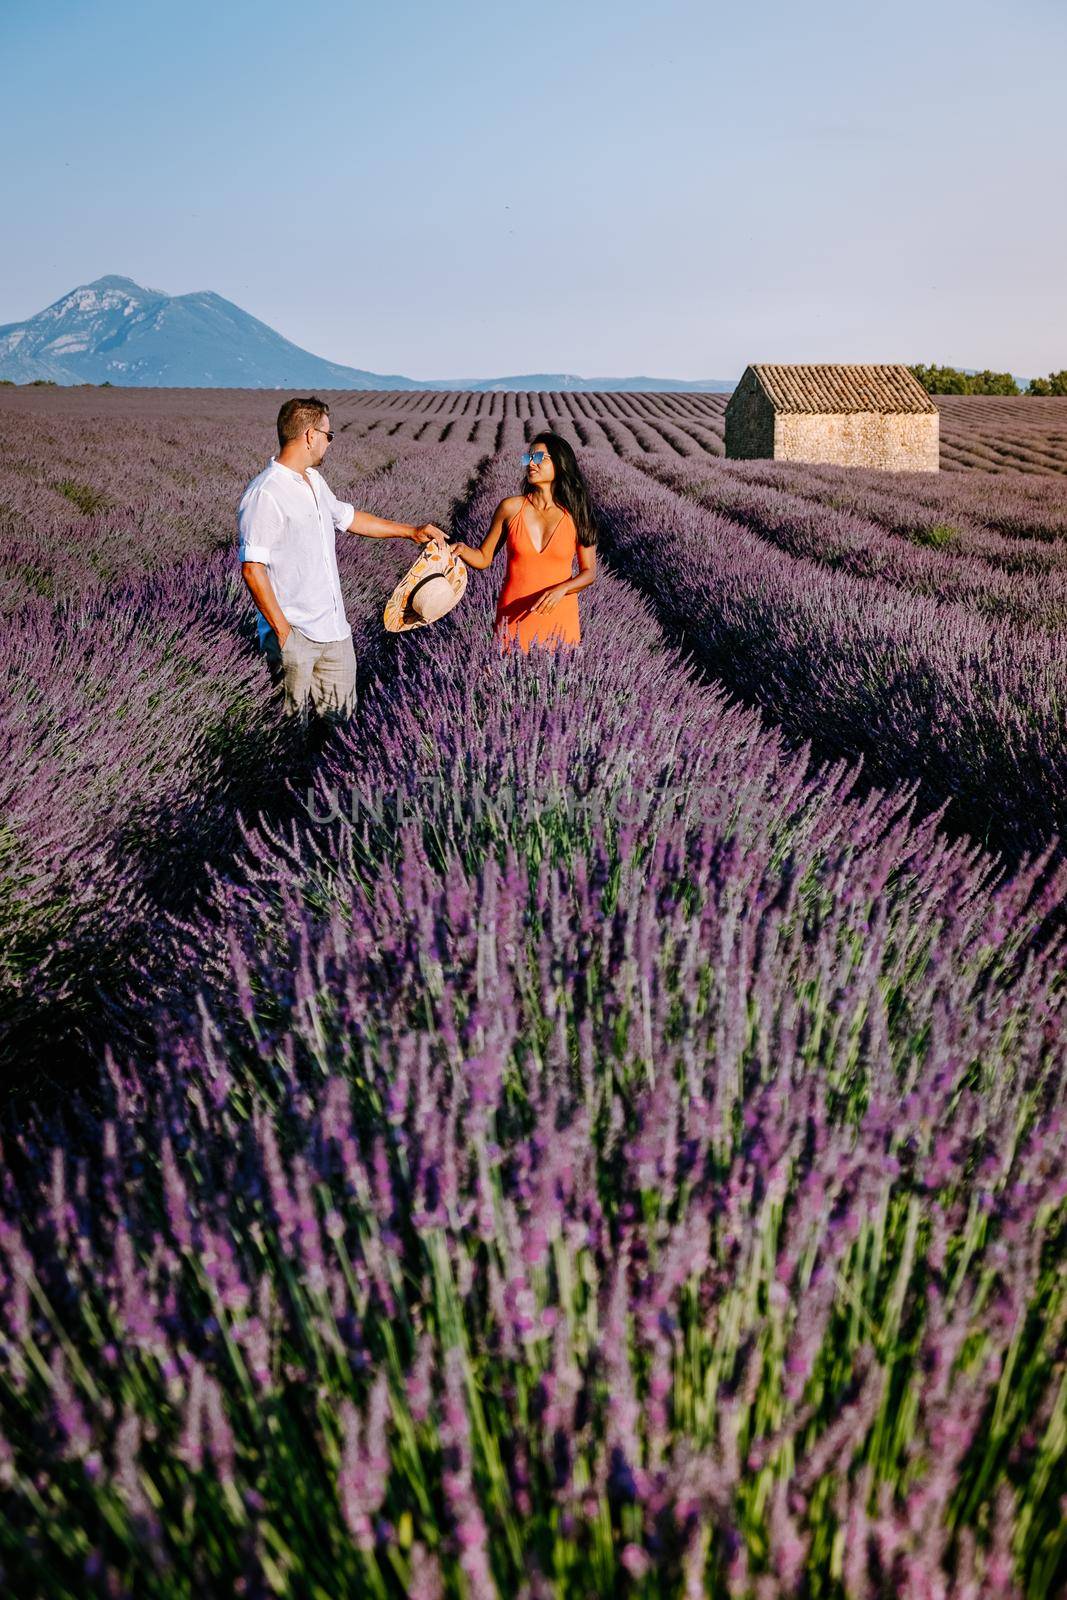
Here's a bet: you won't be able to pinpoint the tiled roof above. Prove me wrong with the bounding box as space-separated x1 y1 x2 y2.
749 364 937 415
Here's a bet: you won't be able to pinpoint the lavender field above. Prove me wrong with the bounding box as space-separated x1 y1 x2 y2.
1 386 1065 1599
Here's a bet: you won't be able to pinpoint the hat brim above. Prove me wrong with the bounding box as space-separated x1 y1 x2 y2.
383 545 468 633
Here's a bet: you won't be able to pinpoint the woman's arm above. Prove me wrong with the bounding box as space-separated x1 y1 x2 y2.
450 497 517 570
529 544 597 613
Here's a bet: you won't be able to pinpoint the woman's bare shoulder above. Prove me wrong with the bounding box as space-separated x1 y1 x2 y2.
497 494 525 515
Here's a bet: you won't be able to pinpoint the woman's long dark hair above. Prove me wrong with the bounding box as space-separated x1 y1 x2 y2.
523 431 598 547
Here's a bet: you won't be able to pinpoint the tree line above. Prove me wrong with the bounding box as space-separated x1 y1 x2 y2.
909 364 1067 397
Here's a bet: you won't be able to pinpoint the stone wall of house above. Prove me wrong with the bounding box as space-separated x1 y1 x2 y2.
773 412 940 471
724 373 775 459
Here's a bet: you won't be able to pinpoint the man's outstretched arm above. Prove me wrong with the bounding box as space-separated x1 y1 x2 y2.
347 511 447 547
241 562 290 646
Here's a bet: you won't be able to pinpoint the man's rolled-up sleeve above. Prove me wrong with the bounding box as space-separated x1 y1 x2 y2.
324 479 355 532
238 487 284 565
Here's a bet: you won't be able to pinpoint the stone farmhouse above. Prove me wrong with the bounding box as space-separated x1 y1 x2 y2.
725 364 939 471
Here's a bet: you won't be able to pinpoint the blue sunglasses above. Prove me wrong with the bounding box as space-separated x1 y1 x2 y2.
521 450 547 466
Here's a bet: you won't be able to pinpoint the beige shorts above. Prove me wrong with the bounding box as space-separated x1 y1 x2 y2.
263 626 357 725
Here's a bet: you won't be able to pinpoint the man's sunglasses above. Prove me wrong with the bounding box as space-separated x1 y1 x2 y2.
521 450 547 466
312 425 335 442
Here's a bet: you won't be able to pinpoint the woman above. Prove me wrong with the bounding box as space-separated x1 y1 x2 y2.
450 432 597 651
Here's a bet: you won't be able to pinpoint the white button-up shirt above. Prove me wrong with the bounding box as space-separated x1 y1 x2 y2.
237 458 355 644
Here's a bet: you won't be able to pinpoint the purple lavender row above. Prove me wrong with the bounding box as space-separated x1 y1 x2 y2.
586 451 1066 866
633 452 1067 574
3 451 1063 1593
620 454 1067 631
934 395 1067 478
694 451 1067 545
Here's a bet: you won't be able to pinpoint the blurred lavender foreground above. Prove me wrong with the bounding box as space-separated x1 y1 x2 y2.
0 389 1065 1599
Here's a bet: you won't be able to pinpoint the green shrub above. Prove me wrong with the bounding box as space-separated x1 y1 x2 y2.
55 479 113 515
1027 371 1067 396
914 522 959 549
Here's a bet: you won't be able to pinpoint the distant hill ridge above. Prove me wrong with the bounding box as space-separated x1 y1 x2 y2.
0 275 735 392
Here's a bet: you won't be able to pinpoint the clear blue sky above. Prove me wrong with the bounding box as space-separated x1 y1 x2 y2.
2 0 1064 379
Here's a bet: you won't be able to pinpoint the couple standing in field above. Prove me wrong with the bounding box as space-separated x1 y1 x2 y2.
237 396 598 727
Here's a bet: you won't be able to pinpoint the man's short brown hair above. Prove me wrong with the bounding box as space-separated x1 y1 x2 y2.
277 396 329 449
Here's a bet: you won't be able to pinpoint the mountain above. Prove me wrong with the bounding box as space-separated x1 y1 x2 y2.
0 276 416 389
0 276 735 391
429 373 734 392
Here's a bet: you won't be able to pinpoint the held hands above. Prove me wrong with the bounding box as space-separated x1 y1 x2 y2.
412 523 448 551
529 584 569 615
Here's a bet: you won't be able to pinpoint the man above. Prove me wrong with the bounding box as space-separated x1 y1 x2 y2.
238 396 445 727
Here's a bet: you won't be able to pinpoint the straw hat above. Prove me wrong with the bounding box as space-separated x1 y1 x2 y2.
383 542 468 633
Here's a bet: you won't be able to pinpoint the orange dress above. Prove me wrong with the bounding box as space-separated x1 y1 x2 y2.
495 496 582 652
